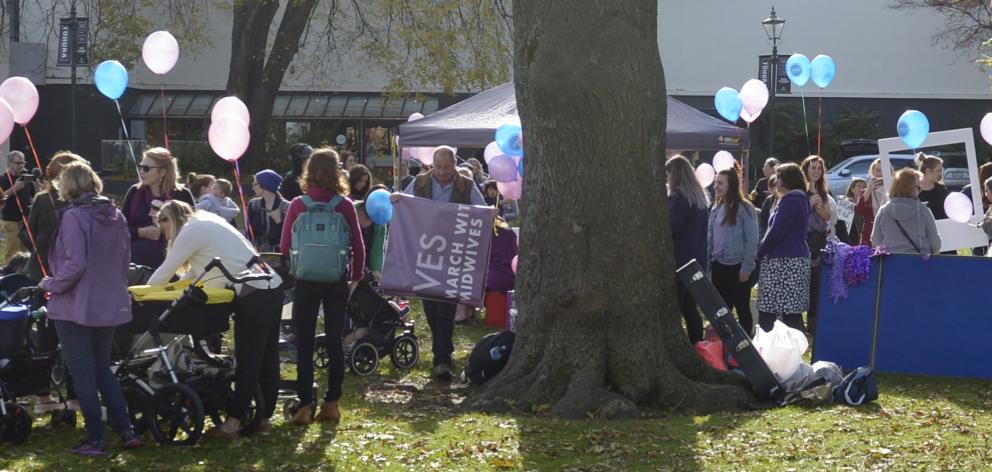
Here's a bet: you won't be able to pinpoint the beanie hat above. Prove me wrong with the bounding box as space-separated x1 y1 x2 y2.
255 169 283 193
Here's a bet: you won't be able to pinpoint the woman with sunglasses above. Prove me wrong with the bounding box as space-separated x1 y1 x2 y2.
121 148 194 267
147 200 284 437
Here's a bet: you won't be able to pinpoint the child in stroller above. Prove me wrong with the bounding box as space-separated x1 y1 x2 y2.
313 271 418 376
0 275 76 445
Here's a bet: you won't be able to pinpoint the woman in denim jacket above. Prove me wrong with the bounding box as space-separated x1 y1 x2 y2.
708 168 759 334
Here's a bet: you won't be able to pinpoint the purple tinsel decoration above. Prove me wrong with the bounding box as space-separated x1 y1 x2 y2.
825 241 877 303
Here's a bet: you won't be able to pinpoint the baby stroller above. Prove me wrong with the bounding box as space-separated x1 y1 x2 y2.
0 275 76 445
114 258 274 446
314 271 418 376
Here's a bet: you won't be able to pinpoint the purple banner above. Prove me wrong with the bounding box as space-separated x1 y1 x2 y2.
381 194 497 307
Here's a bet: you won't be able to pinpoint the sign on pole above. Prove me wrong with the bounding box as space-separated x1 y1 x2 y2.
758 55 790 95
57 17 89 67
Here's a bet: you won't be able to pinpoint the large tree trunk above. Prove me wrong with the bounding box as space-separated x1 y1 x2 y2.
471 0 754 419
226 0 319 166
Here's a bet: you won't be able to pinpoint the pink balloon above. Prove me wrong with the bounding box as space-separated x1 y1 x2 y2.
511 256 518 274
0 99 14 145
142 31 180 75
411 147 435 166
0 77 39 125
712 151 736 172
740 108 762 124
212 96 250 127
944 192 973 223
497 179 522 200
408 112 424 122
740 79 769 115
483 141 502 164
209 113 250 162
981 113 992 146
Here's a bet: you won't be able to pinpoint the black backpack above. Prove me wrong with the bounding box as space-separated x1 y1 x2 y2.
463 331 515 385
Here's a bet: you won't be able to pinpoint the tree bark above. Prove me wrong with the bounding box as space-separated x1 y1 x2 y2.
226 0 319 166
470 0 755 419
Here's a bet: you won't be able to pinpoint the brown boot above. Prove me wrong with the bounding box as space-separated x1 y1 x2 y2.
314 401 340 422
289 404 313 425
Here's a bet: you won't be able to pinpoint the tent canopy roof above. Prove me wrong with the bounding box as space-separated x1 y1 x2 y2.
398 82 748 152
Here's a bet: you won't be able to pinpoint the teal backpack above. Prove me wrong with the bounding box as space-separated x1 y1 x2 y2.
290 195 350 282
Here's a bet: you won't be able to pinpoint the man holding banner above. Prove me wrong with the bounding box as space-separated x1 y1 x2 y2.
386 146 489 381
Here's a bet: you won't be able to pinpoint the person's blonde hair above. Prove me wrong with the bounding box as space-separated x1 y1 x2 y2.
141 147 182 195
187 173 216 198
665 155 709 209
890 168 922 199
44 151 88 193
58 162 103 201
300 148 349 195
214 178 233 197
157 200 196 249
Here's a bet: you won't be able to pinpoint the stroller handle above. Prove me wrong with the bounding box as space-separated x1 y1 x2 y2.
202 257 273 285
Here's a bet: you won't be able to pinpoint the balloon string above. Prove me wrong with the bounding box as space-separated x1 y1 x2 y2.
4 170 47 278
115 100 142 181
233 160 254 242
817 95 823 156
160 84 169 149
22 126 58 210
801 89 811 156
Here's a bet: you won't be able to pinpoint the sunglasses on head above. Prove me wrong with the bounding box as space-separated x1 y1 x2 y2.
139 165 162 173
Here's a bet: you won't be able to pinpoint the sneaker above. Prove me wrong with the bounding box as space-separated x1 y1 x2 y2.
314 401 340 423
432 364 453 382
121 430 143 449
71 438 106 456
289 403 313 425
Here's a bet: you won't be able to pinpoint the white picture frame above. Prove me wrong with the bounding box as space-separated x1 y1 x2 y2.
878 128 986 252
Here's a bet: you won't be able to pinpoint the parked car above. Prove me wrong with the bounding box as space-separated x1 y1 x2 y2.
826 154 916 197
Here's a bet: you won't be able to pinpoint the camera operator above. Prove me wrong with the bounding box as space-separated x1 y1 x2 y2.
1 151 35 264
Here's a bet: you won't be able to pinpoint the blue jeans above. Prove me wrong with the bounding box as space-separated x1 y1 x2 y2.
54 320 132 442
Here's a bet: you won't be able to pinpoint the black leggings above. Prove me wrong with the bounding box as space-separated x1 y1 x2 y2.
710 261 753 335
231 287 283 420
293 279 348 405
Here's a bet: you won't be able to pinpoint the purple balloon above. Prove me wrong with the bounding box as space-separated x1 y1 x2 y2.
488 155 519 182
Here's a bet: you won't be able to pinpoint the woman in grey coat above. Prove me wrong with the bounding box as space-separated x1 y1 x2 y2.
871 169 941 255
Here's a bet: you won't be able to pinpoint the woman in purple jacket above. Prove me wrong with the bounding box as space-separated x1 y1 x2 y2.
756 163 811 333
40 162 140 456
484 218 518 327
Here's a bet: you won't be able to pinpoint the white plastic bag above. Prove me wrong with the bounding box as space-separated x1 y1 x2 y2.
753 320 809 382
811 360 843 388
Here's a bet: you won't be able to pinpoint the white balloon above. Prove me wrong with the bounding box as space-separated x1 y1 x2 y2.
944 192 973 223
740 79 769 115
695 163 716 188
483 141 502 164
408 112 424 121
713 151 736 172
211 96 250 127
740 107 762 124
980 113 992 146
142 31 180 75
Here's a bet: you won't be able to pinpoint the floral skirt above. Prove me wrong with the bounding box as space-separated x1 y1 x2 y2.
757 256 811 314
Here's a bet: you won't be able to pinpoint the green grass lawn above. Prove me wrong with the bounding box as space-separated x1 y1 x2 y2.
3 299 992 471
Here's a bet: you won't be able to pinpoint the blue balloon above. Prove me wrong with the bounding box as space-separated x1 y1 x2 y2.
495 124 523 157
713 87 742 122
366 189 393 225
517 155 524 177
897 110 930 149
785 54 811 87
810 55 836 89
94 60 129 100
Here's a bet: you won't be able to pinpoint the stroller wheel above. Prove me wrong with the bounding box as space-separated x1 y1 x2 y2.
1 403 32 445
122 385 151 435
314 334 329 369
210 387 265 437
390 335 420 370
347 342 379 376
148 383 204 446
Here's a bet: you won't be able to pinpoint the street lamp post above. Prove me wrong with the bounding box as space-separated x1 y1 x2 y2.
762 7 785 158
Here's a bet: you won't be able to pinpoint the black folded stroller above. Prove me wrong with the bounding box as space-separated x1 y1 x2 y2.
314 272 419 376
0 274 76 445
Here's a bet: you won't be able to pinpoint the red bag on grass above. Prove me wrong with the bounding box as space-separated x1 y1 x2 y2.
695 339 727 371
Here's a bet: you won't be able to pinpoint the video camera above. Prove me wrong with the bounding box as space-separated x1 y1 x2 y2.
16 169 42 182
